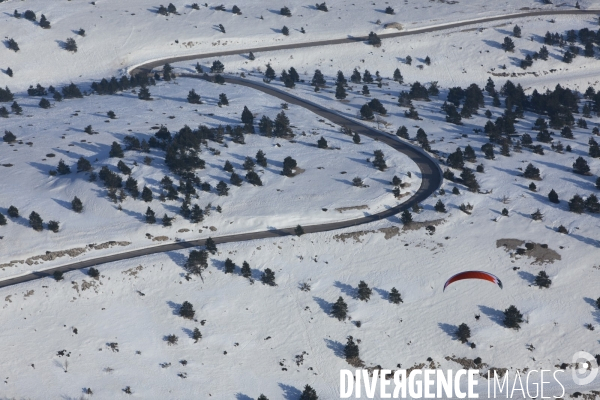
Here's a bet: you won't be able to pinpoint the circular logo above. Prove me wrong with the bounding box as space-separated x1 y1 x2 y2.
572 351 598 386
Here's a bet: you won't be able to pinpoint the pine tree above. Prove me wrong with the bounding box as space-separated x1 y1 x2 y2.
192 328 202 342
311 69 326 87
246 171 262 186
162 214 173 227
53 271 64 281
49 220 60 233
243 156 255 171
7 206 18 218
185 249 208 276
280 6 291 16
548 189 559 204
502 37 515 52
256 150 267 167
145 207 156 223
65 37 77 52
241 261 251 278
125 176 139 198
434 199 446 213
109 142 124 158
282 26 289 36
573 157 590 174
513 25 521 38
534 271 552 288
0 213 6 226
216 181 229 196
460 168 480 192
331 297 347 320
352 132 361 144
400 209 413 225
141 186 153 202
299 385 319 400
372 150 387 171
180 301 195 319
261 268 276 285
344 336 359 359
524 163 541 179
71 196 83 213
317 136 328 149
569 194 585 213
456 323 471 343
357 281 372 301
187 89 201 104
230 172 242 186
29 211 43 231
503 305 524 329
205 237 217 254
224 258 235 274
224 160 234 172
39 98 51 109
389 287 403 304
393 68 403 83
295 224 305 236
11 101 22 115
531 209 543 221
335 83 347 99
57 159 71 175
218 93 229 106
138 85 151 100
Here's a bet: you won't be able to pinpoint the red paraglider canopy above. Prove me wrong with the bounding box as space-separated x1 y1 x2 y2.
443 271 503 291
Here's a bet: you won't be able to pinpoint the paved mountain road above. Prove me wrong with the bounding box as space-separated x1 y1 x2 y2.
3 8 598 288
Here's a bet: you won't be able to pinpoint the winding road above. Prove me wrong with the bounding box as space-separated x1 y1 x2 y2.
1 8 598 288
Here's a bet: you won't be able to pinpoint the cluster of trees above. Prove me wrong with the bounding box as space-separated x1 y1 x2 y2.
91 73 155 95
157 3 178 15
567 193 600 214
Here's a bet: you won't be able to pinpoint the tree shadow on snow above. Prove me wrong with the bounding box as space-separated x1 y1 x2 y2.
373 287 388 300
234 394 254 400
438 323 457 339
334 281 356 297
517 271 536 285
584 297 600 324
277 383 302 400
324 338 345 358
312 296 332 314
478 305 504 326
52 198 74 211
166 300 181 316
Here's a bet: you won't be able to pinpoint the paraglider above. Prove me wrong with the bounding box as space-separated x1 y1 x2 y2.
443 271 503 291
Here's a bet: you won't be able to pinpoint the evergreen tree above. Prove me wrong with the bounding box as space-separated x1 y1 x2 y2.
524 163 541 179
241 106 254 126
335 83 347 99
331 297 348 320
234 260 250 279
138 85 151 100
7 206 18 218
535 271 552 288
53 271 64 281
2 130 15 142
162 214 173 227
396 126 409 139
141 186 153 202
370 150 385 171
548 189 559 204
125 176 139 198
502 37 515 52
352 132 361 144
513 25 521 38
283 156 297 176
243 156 255 171
185 249 208 276
39 15 51 29
187 89 201 104
218 93 229 106
299 385 319 400
0 107 8 118
256 150 267 167
11 101 22 115
311 69 326 87
109 141 124 158
393 68 403 83
503 305 524 329
389 287 403 304
216 181 229 196
573 157 590 174
39 98 51 109
447 148 464 169
224 258 236 274
317 136 328 149
264 64 276 81
460 168 480 192
230 172 243 186
57 159 71 175
569 194 585 213
145 207 156 223
180 301 195 319
190 205 204 223
248 52 255 61
205 237 217 254
357 281 372 301
261 268 276 285
434 199 446 213
282 26 289 36
295 224 305 236
456 323 471 343
192 328 202 342
257 395 269 400
29 211 43 231
280 6 291 16
274 111 292 137
336 70 347 86
350 68 361 83
400 209 412 224
0 213 6 226
246 171 262 186
224 160 234 172
65 37 77 52
344 336 359 359
71 196 83 213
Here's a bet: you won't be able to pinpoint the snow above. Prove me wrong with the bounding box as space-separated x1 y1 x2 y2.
1 0 600 398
